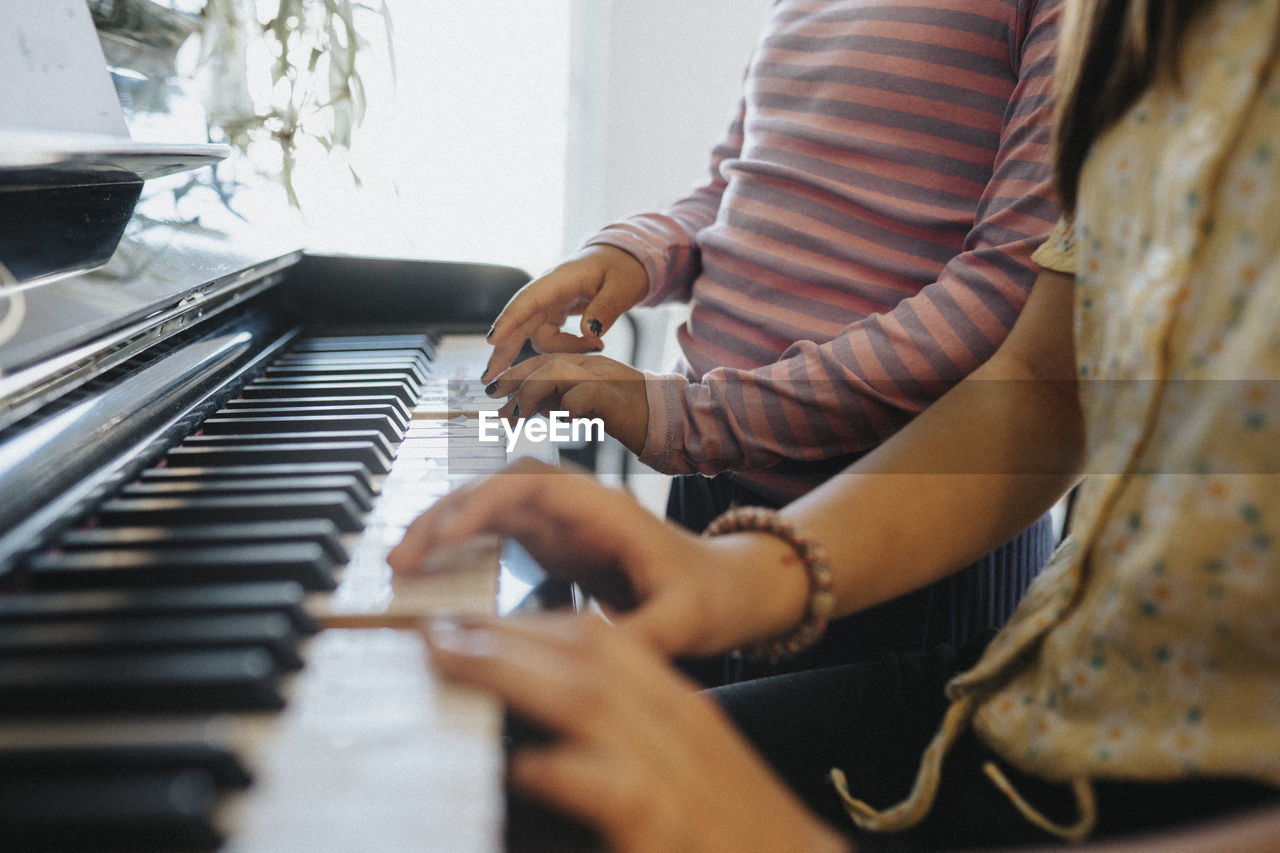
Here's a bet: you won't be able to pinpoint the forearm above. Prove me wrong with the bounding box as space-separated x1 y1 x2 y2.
673 352 1082 656
787 364 1082 616
640 313 1014 477
640 244 1062 477
779 270 1083 620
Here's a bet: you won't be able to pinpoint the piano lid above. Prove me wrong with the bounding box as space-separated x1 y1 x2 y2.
0 129 231 293
0 162 305 431
0 0 304 429
0 129 229 182
0 1 229 292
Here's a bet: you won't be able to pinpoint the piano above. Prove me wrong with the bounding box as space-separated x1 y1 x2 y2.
0 4 577 851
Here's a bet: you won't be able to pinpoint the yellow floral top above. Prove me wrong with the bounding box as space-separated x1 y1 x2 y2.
835 0 1280 839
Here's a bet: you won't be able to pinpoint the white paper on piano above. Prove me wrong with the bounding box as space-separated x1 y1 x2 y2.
0 0 228 178
0 0 129 137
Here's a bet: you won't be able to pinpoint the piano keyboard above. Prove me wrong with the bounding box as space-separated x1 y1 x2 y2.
0 332 518 852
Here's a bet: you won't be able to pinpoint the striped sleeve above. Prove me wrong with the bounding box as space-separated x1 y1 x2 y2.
586 89 751 306
639 0 1064 477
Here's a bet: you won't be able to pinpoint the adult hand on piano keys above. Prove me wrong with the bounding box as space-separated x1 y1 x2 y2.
423 614 850 853
386 458 812 661
481 245 648 383
482 353 649 454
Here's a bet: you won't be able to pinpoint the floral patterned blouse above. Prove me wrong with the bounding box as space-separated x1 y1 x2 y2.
835 0 1280 839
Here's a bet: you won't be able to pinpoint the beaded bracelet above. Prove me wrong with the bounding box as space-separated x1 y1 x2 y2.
704 506 835 663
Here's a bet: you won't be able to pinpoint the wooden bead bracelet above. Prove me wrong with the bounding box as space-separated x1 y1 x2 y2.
704 506 835 662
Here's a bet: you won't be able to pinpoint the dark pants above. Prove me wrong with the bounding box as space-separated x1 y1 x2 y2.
712 636 1280 849
667 472 1056 685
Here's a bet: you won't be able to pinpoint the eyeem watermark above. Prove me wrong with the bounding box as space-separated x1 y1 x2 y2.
477 410 605 451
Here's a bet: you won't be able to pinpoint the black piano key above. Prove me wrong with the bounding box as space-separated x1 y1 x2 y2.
239 380 416 407
270 350 430 366
0 648 285 714
273 349 432 370
290 334 433 355
141 462 377 495
181 429 396 461
264 362 429 385
277 343 430 358
164 441 392 475
26 542 337 592
250 368 419 384
295 331 432 342
221 394 412 422
282 338 429 351
0 768 223 851
61 516 351 571
198 414 401 444
120 475 374 513
248 371 421 393
0 741 252 789
92 491 366 532
213 402 410 430
0 582 318 633
0 613 304 671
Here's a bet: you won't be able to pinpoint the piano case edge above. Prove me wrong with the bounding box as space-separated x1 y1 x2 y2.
282 253 531 333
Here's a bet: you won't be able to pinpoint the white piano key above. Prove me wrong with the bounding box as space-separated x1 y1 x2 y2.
220 629 503 852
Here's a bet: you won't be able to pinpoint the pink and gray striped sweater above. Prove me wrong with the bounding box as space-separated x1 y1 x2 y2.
591 0 1063 501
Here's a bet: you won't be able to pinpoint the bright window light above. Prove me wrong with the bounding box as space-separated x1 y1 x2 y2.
291 1 571 277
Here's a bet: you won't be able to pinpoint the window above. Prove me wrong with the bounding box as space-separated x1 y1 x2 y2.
301 1 572 276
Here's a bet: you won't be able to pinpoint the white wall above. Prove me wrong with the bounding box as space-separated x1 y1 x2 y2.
563 0 774 365
237 1 771 282
563 0 775 252
562 1 774 499
298 1 573 275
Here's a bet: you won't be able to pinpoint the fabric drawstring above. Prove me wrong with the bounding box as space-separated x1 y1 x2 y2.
982 763 1097 843
830 696 976 832
830 694 1097 843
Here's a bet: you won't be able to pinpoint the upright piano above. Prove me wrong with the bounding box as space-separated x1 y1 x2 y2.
0 9 569 847
0 194 555 850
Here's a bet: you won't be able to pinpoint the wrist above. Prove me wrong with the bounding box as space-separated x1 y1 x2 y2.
702 517 828 657
583 244 648 308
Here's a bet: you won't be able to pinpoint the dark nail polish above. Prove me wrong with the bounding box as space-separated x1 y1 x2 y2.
485 380 499 395
587 317 603 336
486 324 496 339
